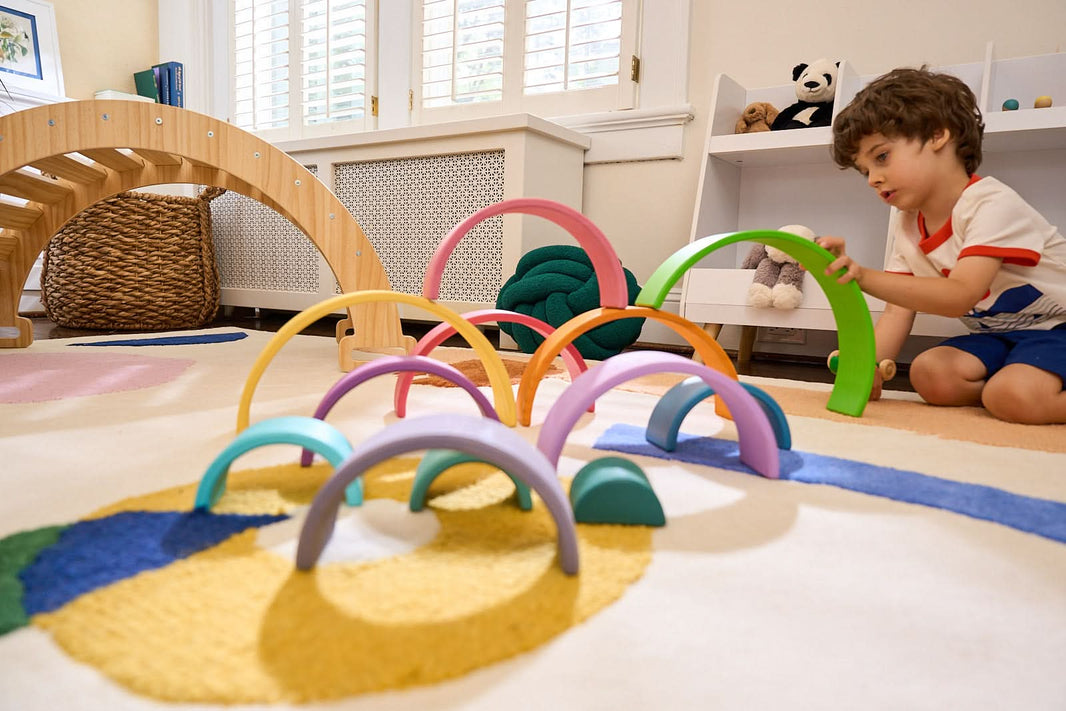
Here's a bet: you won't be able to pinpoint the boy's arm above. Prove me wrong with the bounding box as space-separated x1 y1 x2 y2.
875 302 915 362
818 237 1001 317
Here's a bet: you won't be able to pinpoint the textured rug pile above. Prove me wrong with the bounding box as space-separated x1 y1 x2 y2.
1 328 1063 710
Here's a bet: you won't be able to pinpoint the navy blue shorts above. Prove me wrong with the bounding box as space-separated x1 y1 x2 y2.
940 324 1066 389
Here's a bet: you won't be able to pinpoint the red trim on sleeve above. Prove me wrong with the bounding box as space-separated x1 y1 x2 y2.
959 245 1040 266
885 270 914 275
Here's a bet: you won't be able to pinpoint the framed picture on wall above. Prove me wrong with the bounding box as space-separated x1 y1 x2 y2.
0 0 64 103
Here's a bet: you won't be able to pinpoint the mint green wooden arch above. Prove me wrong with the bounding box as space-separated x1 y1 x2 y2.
636 230 876 417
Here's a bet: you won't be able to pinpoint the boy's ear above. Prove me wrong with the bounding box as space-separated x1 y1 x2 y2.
930 128 952 151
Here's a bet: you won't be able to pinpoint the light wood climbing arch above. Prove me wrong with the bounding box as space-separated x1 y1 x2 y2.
0 99 406 360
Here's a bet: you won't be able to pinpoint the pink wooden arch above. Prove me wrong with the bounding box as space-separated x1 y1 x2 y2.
392 309 593 417
421 198 630 309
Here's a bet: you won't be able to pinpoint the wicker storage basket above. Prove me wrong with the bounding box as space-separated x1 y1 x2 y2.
42 188 224 331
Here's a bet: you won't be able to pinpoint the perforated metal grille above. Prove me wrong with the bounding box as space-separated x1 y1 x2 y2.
210 167 323 293
333 151 504 302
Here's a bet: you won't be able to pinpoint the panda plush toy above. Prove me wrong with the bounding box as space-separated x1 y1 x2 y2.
771 58 839 131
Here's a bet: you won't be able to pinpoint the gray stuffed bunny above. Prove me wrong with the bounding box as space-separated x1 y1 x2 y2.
742 224 817 309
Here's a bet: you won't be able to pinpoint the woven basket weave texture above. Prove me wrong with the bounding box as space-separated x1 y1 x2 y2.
42 188 223 331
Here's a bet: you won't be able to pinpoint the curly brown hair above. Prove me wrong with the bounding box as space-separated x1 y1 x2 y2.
831 67 984 175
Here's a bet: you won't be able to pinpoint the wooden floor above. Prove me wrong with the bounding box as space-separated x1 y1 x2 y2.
26 306 916 393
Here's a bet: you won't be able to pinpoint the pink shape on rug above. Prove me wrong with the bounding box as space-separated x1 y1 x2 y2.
0 352 195 403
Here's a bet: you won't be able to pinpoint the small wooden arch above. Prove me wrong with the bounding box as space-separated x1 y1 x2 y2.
0 100 404 355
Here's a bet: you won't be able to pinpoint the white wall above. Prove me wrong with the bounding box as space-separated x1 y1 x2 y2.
586 0 1066 287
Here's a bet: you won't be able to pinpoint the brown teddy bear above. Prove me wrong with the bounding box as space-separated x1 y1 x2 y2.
735 101 779 133
742 224 817 308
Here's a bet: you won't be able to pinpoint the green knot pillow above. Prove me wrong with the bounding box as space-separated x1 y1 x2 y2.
495 245 645 360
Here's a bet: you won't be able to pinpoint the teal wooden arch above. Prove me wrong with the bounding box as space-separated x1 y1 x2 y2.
636 230 876 417
194 416 358 510
409 449 533 512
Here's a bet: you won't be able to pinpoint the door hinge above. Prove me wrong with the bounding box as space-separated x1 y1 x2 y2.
409 89 414 111
630 55 641 83
371 95 379 117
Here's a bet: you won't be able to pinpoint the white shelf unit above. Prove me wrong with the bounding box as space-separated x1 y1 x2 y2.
681 47 1066 357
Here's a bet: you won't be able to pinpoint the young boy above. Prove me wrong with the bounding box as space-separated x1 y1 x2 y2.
819 67 1066 424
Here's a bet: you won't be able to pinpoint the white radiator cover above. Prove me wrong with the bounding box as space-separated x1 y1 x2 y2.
211 114 589 318
334 151 505 304
212 167 324 297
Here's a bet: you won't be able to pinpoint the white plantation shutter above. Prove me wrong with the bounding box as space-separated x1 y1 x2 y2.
415 0 637 121
301 0 370 125
230 0 646 136
233 0 374 138
233 0 291 131
421 0 506 108
523 0 624 95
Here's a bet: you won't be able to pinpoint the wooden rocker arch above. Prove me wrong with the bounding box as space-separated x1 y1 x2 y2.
0 99 405 357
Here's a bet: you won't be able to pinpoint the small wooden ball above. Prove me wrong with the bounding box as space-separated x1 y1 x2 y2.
1034 95 1053 109
1002 98 1019 111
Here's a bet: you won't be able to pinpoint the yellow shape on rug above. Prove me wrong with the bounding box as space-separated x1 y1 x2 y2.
34 458 653 703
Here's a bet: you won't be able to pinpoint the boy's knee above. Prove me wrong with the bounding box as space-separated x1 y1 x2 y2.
909 356 955 403
982 382 1033 422
912 374 958 406
909 350 983 406
981 367 1062 423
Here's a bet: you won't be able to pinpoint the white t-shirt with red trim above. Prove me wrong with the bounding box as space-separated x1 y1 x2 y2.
885 176 1066 333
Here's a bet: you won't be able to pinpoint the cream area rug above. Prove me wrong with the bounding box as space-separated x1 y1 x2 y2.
1 328 1064 710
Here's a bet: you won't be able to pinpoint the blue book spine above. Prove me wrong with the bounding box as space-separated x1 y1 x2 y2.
171 63 184 108
152 61 184 106
153 64 170 105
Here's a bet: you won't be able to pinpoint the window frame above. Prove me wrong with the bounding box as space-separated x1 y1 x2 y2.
408 0 641 125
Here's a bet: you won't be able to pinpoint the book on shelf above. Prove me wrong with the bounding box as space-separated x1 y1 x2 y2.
153 63 170 105
149 61 184 107
133 68 159 102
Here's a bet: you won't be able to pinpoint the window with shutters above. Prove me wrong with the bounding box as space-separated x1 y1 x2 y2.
225 0 668 146
414 0 639 122
232 0 375 141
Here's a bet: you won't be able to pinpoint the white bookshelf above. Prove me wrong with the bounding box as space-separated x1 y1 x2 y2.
681 46 1066 356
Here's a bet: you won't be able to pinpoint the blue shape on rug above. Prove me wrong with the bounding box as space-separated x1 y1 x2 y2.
18 510 286 615
594 423 1066 545
70 332 248 347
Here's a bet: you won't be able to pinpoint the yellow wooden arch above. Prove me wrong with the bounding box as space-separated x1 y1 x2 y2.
0 100 405 357
236 291 516 430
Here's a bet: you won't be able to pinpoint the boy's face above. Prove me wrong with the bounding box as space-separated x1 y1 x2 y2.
853 132 944 213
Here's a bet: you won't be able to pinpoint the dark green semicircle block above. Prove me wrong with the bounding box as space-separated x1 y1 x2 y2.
569 457 666 527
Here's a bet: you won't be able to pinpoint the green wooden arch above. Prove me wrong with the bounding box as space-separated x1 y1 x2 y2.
636 230 876 417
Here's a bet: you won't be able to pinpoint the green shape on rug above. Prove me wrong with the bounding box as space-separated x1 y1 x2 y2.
569 457 665 527
0 524 68 635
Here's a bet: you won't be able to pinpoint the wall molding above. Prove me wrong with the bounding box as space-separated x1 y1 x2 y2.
554 105 695 163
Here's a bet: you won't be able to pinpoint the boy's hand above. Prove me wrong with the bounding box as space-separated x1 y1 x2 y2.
816 236 864 285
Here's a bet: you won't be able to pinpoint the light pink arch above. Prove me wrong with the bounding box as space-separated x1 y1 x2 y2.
421 198 630 309
535 351 780 479
392 309 593 417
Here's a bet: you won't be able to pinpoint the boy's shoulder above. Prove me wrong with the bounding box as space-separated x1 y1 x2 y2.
956 176 1025 211
954 175 1058 239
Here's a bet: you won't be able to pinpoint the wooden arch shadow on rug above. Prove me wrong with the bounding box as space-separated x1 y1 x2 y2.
0 100 406 361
